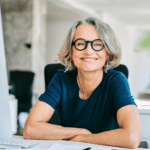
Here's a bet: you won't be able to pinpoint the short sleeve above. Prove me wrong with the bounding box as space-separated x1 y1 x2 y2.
38 72 62 110
112 72 136 111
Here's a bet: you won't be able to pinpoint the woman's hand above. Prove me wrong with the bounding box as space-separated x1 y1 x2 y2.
69 129 92 142
81 129 92 135
69 135 82 142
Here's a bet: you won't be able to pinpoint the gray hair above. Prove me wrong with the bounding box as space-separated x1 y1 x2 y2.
57 17 122 72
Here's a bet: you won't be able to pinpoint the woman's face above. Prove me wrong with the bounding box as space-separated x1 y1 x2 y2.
72 24 108 73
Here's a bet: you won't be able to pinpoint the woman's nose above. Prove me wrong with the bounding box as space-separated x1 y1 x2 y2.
84 43 94 54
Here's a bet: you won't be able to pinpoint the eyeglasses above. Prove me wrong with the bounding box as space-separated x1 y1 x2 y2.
72 38 105 51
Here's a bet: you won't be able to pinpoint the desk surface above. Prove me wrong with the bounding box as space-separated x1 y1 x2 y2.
12 135 146 150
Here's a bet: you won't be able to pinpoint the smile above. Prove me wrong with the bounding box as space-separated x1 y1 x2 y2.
81 58 98 61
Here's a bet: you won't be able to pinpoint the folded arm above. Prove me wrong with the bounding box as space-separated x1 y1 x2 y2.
23 100 91 140
70 105 142 149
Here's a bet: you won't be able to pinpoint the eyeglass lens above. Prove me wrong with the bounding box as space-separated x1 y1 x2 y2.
75 39 103 51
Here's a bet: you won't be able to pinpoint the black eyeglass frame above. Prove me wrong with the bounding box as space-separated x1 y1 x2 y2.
72 38 105 51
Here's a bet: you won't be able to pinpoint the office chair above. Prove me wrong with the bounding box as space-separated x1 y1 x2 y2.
9 70 35 115
44 63 65 89
112 64 129 79
44 63 65 125
45 64 128 88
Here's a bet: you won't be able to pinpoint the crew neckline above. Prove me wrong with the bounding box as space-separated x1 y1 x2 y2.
76 71 106 101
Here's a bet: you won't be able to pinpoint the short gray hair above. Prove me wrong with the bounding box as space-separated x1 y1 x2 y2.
57 17 122 72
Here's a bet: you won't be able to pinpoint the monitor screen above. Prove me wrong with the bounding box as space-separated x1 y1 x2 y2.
0 6 12 140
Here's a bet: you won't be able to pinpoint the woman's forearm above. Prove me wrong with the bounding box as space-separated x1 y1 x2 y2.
71 128 141 149
23 121 91 140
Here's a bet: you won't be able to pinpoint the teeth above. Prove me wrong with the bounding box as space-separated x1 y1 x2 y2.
83 59 96 61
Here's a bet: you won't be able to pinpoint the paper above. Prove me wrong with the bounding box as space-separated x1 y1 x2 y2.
48 143 111 150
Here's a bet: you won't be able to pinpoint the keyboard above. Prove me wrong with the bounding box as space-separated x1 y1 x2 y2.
0 139 39 149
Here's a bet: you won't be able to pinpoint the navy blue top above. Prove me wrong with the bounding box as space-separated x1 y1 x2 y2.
39 69 136 133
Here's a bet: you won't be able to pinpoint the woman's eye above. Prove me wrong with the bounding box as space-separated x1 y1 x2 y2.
94 43 101 46
77 43 84 45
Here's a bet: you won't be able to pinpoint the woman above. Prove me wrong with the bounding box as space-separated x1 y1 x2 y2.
23 17 141 148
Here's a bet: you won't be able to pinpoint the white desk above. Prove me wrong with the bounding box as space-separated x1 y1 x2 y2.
135 99 150 147
12 135 146 150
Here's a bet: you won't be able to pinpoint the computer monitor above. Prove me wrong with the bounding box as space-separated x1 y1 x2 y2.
0 6 13 140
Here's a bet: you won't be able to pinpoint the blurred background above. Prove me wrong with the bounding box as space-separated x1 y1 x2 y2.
0 0 150 139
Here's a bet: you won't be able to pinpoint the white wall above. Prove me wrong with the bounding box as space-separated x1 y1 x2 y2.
130 29 150 98
46 19 80 65
102 13 136 96
102 13 150 98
